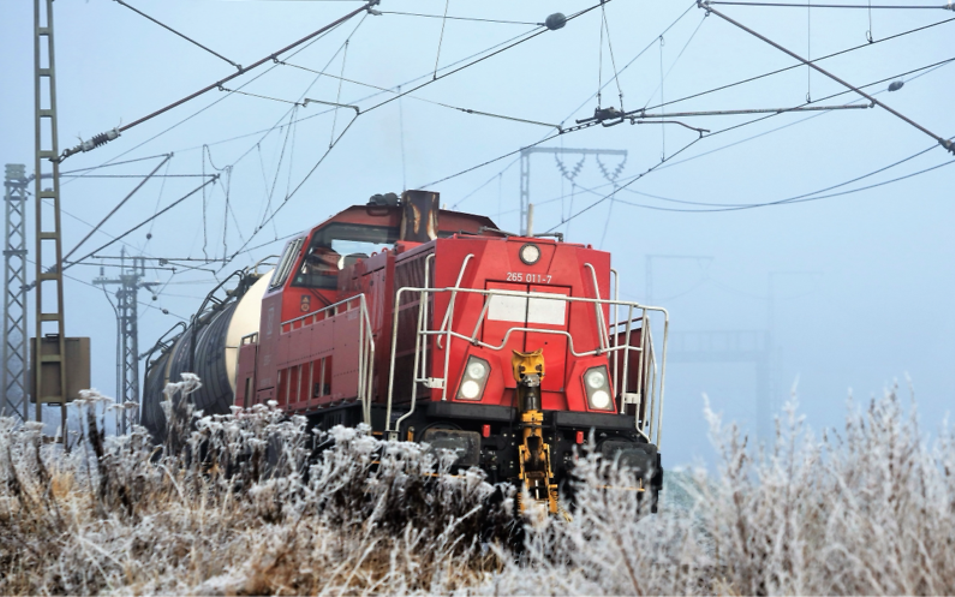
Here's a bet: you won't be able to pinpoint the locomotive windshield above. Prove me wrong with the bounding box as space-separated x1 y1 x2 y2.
292 223 399 289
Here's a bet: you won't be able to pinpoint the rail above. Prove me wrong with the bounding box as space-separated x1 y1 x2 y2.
385 260 669 447
278 294 376 425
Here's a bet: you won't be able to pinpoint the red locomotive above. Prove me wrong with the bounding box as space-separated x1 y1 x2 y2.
143 190 669 511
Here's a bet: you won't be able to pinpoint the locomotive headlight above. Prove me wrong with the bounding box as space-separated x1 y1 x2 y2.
460 380 481 400
583 365 614 411
519 243 541 265
467 361 487 380
457 355 490 401
590 390 611 410
585 368 606 389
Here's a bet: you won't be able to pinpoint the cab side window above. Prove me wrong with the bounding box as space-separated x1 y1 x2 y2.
292 243 340 289
269 237 305 290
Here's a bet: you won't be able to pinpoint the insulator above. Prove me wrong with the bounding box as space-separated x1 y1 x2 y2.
79 128 121 153
545 13 566 31
888 80 904 92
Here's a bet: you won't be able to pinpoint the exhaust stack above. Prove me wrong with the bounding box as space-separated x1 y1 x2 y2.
400 190 439 243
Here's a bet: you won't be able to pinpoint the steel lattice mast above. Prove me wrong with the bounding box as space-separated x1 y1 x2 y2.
2 165 29 422
33 0 69 434
518 147 628 236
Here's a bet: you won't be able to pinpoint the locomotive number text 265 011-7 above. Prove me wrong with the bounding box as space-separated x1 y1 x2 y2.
506 272 552 284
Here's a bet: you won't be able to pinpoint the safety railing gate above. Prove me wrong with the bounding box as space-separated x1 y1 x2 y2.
385 257 669 449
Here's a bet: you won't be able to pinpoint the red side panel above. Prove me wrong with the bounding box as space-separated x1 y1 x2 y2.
235 343 257 408
275 306 362 413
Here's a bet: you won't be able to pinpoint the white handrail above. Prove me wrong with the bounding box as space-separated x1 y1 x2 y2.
385 283 669 440
583 263 611 352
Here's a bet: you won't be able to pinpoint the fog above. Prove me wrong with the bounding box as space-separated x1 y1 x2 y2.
1 0 952 466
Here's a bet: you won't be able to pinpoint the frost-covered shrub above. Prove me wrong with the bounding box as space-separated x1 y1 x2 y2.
0 377 513 595
3 380 955 595
487 388 955 596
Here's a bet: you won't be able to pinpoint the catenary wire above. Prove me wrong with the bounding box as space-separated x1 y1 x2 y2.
220 1 613 265
653 54 955 172
113 0 378 136
517 55 955 213
562 1 697 125
112 0 241 69
70 11 354 181
66 176 220 271
355 1 611 118
418 15 952 224
708 1 955 9
542 60 952 226
699 3 953 151
614 155 955 212
153 10 589 162
379 11 543 26
63 154 172 264
643 15 955 113
206 3 948 165
642 14 708 110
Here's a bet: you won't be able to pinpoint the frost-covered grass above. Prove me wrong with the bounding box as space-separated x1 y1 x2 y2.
3 378 955 595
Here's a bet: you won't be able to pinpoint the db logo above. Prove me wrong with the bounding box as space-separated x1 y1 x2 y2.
300 294 311 312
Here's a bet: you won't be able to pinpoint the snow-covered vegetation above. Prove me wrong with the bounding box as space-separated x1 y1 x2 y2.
2 378 954 595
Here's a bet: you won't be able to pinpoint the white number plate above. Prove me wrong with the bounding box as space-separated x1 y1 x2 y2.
505 272 552 283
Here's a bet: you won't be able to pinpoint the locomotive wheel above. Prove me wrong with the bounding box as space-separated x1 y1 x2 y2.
413 421 462 443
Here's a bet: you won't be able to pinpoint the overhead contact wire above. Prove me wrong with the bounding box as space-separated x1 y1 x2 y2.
380 11 542 26
63 154 172 264
112 0 241 69
223 1 613 266
64 176 218 272
433 0 452 79
644 15 955 113
700 2 954 152
707 1 954 9
74 13 353 179
115 0 379 135
601 2 625 110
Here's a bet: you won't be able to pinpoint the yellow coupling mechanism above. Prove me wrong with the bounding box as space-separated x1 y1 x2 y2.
512 348 559 514
512 349 544 412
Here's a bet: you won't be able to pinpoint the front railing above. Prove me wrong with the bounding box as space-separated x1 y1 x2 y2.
385 256 669 449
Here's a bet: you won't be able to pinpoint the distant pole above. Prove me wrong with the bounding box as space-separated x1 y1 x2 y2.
2 165 28 422
764 271 821 444
526 203 534 237
94 252 154 433
519 151 531 235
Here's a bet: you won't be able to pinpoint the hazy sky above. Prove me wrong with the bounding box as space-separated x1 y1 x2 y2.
1 0 953 465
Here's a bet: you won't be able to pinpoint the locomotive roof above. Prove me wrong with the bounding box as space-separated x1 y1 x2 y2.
306 204 498 239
